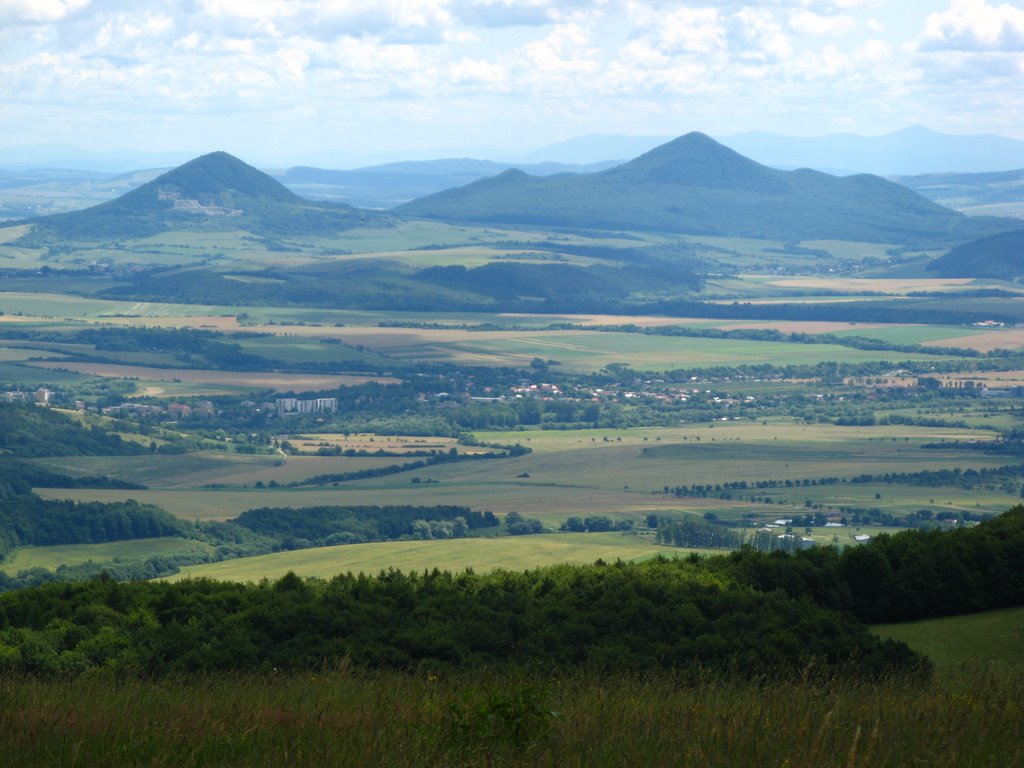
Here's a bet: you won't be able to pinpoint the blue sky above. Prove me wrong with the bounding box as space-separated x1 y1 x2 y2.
1 0 1022 165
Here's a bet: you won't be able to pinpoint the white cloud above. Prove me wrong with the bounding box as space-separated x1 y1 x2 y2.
918 0 1024 52
788 10 856 37
449 57 507 85
0 0 91 23
0 1 1022 156
730 8 791 62
518 22 600 77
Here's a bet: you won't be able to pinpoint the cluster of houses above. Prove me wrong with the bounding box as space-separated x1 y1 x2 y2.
100 401 217 419
274 397 338 417
2 388 52 405
506 381 756 408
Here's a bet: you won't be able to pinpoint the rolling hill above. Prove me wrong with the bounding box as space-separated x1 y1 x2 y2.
15 151 383 242
927 229 1024 280
396 132 1016 244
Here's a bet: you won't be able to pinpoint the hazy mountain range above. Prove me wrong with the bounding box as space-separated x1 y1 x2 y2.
7 138 1024 300
4 126 1024 177
18 135 1015 247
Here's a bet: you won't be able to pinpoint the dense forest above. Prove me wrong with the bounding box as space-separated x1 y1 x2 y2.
232 504 499 547
0 403 146 458
0 506 1020 678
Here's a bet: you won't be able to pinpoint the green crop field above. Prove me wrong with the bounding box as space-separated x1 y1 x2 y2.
0 537 214 574
373 329 964 371
167 531 701 582
29 451 407 489
32 422 1008 527
874 607 1024 667
832 325 990 345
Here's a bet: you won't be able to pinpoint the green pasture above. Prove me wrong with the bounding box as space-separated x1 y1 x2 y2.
875 404 1024 431
236 337 393 367
0 292 237 320
830 325 989 345
0 345 68 363
754 481 1021 518
167 531 699 582
0 289 597 331
384 330 963 371
29 451 407 489
0 362 92 387
874 607 1024 667
33 422 1008 525
0 537 213 574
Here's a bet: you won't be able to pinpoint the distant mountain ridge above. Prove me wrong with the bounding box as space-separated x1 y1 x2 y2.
397 132 1017 244
17 152 379 241
277 158 620 208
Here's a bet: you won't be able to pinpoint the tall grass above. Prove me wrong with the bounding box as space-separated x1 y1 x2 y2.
0 664 1019 767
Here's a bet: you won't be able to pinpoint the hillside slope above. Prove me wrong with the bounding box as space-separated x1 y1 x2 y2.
17 152 382 241
927 229 1024 279
397 133 1015 244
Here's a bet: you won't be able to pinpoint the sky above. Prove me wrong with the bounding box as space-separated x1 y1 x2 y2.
1 0 1023 165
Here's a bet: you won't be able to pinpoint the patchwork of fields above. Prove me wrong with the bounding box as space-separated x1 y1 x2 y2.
3 222 1024 586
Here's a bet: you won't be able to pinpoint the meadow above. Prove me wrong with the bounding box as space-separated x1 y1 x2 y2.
0 537 213 574
167 531 684 582
0 655 1018 767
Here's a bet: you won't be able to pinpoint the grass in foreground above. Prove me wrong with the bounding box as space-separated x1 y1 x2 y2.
0 665 1019 767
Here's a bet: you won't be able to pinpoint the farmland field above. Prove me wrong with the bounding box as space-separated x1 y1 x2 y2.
33 422 1008 526
22 361 398 393
167 531 697 582
0 538 213 574
315 327 963 370
28 451 407 489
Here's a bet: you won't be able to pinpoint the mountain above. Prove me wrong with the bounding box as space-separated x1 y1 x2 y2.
396 132 1017 244
926 229 1024 280
16 152 380 241
276 158 621 208
721 127 1024 176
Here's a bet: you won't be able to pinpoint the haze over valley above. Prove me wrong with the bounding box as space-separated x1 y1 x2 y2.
1 2 1023 764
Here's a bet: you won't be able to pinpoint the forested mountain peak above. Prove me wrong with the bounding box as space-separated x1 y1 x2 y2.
131 150 301 207
604 131 788 192
396 133 1018 243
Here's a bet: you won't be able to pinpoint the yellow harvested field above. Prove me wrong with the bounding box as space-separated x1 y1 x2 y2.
716 320 895 334
285 433 494 456
923 330 1024 353
929 370 1024 388
23 361 398 392
0 225 30 244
